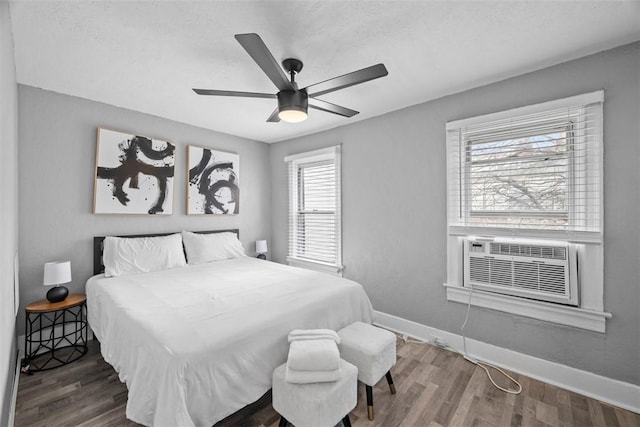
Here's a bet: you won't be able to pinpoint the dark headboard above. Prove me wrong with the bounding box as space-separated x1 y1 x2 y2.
93 229 240 275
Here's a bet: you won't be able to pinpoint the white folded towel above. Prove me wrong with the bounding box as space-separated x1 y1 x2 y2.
287 339 341 372
288 329 341 344
285 366 343 384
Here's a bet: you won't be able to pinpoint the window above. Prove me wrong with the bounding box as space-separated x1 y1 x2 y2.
285 146 342 275
447 90 603 241
445 91 610 332
467 125 572 228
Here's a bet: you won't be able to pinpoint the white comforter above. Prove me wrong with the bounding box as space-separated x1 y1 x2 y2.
86 257 374 427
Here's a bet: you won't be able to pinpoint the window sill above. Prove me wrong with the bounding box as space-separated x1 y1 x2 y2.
447 225 602 244
287 257 343 277
444 283 611 333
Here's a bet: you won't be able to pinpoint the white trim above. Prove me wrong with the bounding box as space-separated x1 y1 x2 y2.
17 335 23 358
286 257 343 277
8 348 20 427
448 225 603 244
286 145 342 270
373 310 639 414
446 90 604 129
284 145 338 163
444 283 611 333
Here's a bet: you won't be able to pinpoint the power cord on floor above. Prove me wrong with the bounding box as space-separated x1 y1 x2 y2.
391 284 522 395
459 282 522 395
397 333 427 345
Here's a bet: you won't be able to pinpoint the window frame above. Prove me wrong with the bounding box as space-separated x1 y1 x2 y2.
285 146 343 276
444 91 610 332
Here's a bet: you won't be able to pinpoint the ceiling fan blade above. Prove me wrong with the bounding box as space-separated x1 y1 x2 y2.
235 33 293 92
305 63 388 97
193 89 275 98
266 108 281 122
308 98 359 118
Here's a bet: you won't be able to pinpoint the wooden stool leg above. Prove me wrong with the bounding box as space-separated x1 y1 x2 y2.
279 416 288 427
366 384 374 420
342 414 352 427
386 370 396 394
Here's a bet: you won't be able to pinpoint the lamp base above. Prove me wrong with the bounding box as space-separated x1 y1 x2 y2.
46 286 68 303
257 254 267 260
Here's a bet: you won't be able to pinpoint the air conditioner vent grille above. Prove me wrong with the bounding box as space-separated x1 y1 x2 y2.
489 243 566 260
538 264 567 295
469 257 490 283
469 258 568 297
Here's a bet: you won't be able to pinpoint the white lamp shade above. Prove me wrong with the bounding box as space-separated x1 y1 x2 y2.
43 261 72 286
256 240 268 254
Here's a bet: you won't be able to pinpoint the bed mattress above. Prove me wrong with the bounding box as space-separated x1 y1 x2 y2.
86 257 374 426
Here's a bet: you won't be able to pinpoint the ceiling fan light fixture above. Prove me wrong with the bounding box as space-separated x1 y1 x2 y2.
277 90 308 123
278 108 307 123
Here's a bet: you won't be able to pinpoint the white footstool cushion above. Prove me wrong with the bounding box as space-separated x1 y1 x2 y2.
338 321 396 386
272 359 358 427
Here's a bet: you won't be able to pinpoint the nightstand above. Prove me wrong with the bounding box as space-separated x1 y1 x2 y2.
23 294 88 372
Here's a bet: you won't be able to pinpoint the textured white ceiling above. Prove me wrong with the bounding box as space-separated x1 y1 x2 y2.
9 1 640 143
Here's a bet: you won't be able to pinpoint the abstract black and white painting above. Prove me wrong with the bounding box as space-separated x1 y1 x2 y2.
94 128 175 214
187 145 239 214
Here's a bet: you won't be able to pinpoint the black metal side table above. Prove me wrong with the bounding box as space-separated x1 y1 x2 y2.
23 294 88 372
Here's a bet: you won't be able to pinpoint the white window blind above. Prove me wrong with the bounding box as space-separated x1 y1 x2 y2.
447 91 603 242
285 146 342 270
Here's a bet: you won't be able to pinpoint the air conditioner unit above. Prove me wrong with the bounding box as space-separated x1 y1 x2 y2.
463 238 578 306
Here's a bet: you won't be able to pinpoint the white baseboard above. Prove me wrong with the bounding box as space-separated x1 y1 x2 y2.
16 336 23 359
8 349 21 427
373 310 640 414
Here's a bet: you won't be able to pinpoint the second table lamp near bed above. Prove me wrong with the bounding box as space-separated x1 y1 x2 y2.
256 240 268 260
43 260 71 303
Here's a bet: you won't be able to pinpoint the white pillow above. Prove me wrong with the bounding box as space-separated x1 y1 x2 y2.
103 233 187 277
182 231 246 265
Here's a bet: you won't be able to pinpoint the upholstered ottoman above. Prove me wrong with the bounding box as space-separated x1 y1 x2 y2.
272 359 358 427
337 321 397 420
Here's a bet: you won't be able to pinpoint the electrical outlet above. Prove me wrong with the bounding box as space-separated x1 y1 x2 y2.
431 337 448 348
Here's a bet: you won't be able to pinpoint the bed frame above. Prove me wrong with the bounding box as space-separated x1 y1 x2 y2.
93 229 239 275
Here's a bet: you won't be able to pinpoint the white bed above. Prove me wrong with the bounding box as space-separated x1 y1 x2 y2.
86 256 374 426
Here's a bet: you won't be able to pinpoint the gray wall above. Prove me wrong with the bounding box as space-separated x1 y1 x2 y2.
270 42 640 384
17 85 272 336
0 0 19 423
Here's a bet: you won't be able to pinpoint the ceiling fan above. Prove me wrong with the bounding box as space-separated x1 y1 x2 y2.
193 33 388 123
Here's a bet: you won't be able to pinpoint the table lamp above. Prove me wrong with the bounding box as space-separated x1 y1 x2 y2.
43 260 71 303
256 240 268 260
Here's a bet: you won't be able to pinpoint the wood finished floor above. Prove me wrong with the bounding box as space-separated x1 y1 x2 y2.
14 339 639 427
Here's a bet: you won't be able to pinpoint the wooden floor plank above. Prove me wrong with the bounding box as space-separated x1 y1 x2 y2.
449 368 489 426
498 392 517 427
433 367 474 425
570 392 594 427
380 381 426 427
557 403 575 427
14 338 639 427
615 406 640 427
398 382 439 427
601 404 622 427
536 400 560 425
588 399 609 427
510 389 526 427
477 378 508 426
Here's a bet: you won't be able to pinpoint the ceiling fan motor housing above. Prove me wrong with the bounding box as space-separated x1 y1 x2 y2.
277 90 308 114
